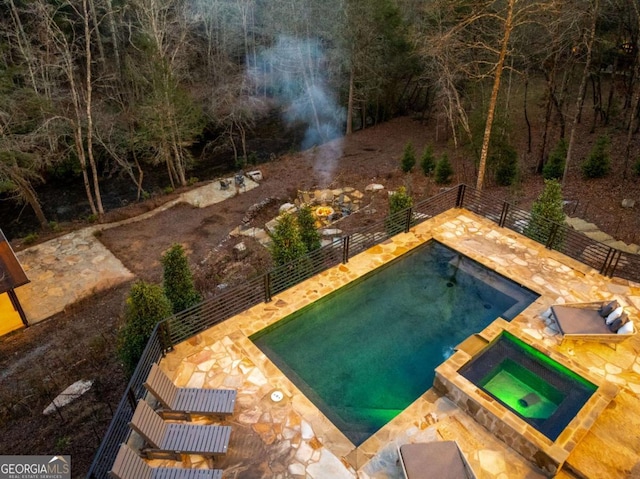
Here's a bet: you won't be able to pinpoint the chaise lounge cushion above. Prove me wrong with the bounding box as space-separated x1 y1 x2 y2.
605 306 624 325
618 320 634 335
599 300 619 318
550 305 610 335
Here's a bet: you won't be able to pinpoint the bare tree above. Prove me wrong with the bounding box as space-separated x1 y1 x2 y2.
562 0 600 185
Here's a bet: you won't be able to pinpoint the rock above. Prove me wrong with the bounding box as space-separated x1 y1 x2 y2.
315 189 334 203
43 379 93 415
351 190 364 199
321 229 343 236
279 203 296 214
246 170 263 182
365 183 384 192
265 218 280 234
233 242 248 260
622 199 635 208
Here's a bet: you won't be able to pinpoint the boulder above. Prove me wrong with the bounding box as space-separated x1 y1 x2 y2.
279 203 296 214
622 199 635 209
247 170 263 182
314 189 334 203
233 242 248 261
365 183 384 192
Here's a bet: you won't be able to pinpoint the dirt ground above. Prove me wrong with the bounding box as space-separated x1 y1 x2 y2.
1 116 639 477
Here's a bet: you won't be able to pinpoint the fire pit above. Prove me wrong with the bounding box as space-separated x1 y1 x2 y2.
315 206 334 218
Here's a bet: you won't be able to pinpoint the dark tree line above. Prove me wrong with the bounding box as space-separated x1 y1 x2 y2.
1 0 639 228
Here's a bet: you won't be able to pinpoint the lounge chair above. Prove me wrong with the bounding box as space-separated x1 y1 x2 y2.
129 400 231 461
549 301 634 345
398 441 477 479
109 443 222 479
144 363 236 420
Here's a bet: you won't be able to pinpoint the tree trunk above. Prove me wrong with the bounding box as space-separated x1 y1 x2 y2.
84 0 104 218
104 0 122 76
476 0 515 191
623 0 640 177
563 0 599 186
524 74 532 154
346 67 354 135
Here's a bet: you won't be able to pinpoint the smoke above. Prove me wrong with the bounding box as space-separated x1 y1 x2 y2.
248 35 346 185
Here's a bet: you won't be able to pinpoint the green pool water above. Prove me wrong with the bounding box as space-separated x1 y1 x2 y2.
481 359 562 420
461 332 597 440
251 241 539 445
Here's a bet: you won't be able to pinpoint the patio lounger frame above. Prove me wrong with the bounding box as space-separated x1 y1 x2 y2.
550 301 634 345
398 441 477 479
129 400 231 461
109 443 222 479
144 363 236 421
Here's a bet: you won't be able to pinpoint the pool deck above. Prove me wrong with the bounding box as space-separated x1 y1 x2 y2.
146 209 640 479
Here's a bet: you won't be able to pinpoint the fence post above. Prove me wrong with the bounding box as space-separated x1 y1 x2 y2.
264 272 272 303
606 250 622 278
158 321 173 354
404 207 413 233
455 184 466 208
127 386 137 411
545 223 559 249
342 236 350 264
498 201 510 227
599 247 614 275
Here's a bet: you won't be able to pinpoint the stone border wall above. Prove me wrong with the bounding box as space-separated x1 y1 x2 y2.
434 319 618 476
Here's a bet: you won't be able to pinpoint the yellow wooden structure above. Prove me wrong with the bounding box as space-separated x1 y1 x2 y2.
0 292 24 336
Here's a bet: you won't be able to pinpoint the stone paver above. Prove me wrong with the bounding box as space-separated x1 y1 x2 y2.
148 210 640 479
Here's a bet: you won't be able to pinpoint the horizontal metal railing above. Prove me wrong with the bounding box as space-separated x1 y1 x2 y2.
87 183 639 478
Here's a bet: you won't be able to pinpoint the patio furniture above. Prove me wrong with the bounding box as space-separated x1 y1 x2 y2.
398 441 477 479
549 301 634 345
143 363 236 420
109 443 222 479
129 400 231 461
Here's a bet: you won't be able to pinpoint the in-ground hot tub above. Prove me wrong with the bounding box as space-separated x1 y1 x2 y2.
435 320 617 475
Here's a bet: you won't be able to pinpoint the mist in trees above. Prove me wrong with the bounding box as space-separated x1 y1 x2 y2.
1 0 639 228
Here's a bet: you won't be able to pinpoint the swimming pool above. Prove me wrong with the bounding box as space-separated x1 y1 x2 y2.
251 241 539 445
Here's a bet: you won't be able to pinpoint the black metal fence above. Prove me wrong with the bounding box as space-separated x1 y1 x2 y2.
86 184 639 478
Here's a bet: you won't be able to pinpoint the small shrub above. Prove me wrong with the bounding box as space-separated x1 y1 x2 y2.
269 212 307 266
297 206 321 253
117 281 173 376
86 213 98 223
434 154 454 185
387 186 413 235
420 146 436 176
48 221 61 232
543 138 567 180
187 177 199 186
493 144 518 186
524 179 566 248
161 244 202 314
633 157 640 176
581 135 611 179
23 232 39 245
248 151 259 165
163 186 174 194
400 142 416 173
142 191 151 200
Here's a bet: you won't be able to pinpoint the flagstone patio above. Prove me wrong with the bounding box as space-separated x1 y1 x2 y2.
140 209 640 478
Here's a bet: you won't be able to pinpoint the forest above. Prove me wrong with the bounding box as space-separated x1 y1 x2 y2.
1 0 640 238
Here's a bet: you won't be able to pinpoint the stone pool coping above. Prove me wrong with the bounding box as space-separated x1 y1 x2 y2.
151 209 640 478
435 318 618 476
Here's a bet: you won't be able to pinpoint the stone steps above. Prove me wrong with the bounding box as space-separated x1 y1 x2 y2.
566 217 639 254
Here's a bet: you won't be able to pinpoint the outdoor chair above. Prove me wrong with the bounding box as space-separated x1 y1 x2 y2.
548 301 635 345
109 443 222 479
129 400 231 461
143 363 236 421
398 441 477 479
